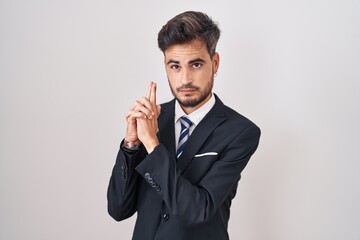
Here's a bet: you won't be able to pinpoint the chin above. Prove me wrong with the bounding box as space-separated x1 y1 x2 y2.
178 96 202 108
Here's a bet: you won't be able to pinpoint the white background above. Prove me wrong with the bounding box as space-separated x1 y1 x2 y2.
1 0 359 239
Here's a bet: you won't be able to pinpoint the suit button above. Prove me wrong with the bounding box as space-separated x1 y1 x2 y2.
163 213 169 221
148 178 154 184
155 185 161 192
145 173 150 179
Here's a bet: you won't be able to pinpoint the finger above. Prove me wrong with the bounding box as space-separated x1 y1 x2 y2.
125 108 134 119
129 99 153 117
150 82 157 105
125 111 131 119
147 81 152 100
126 110 148 120
126 101 144 118
137 97 153 109
135 100 153 119
137 97 156 115
129 101 138 111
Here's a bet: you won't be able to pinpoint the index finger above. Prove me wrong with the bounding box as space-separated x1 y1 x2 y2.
146 81 152 99
150 82 157 105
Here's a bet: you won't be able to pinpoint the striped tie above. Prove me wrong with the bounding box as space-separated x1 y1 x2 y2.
176 116 193 159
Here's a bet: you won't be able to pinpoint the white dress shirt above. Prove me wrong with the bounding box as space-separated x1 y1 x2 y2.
174 93 216 150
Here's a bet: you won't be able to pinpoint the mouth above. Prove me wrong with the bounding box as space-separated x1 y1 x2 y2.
179 88 197 93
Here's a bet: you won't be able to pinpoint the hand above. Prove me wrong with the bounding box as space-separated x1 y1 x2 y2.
124 83 154 146
136 82 161 153
124 82 161 152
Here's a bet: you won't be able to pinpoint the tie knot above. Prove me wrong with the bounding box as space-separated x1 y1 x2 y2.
180 116 193 129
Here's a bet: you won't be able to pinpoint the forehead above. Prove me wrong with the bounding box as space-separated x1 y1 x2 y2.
164 39 210 62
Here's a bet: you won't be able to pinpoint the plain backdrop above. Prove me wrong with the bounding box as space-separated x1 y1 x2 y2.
1 0 359 239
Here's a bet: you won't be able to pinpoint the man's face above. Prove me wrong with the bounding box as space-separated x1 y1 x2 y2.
164 39 219 113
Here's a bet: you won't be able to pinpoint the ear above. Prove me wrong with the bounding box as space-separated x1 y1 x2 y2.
212 52 220 74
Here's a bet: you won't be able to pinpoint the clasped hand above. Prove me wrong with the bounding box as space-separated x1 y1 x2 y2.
125 82 161 153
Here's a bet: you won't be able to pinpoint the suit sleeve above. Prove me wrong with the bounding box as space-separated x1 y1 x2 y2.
107 140 146 221
135 125 261 226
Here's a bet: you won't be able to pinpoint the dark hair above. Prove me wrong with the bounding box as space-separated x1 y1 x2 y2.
157 11 221 57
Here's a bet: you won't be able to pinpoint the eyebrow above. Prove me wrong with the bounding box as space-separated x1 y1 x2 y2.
166 59 180 65
166 58 206 65
188 58 206 65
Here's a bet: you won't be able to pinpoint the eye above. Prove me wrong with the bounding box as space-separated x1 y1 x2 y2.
170 64 180 70
192 63 202 69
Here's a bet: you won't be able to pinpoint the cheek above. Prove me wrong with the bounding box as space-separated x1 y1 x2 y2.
167 72 180 84
197 69 213 81
167 76 178 89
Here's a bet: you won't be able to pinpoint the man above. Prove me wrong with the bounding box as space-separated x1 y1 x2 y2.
107 11 261 240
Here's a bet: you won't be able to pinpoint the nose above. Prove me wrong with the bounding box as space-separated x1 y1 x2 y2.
180 68 192 85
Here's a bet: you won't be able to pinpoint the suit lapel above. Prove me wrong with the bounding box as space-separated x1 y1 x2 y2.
177 96 226 173
157 99 176 159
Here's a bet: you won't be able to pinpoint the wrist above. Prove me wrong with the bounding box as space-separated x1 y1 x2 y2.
123 139 141 151
143 138 160 154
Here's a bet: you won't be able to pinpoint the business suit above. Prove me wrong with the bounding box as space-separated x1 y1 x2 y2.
107 95 261 240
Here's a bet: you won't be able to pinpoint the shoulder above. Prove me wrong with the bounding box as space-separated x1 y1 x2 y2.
215 95 261 137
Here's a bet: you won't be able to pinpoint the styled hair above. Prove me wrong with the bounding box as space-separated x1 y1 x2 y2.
157 11 221 57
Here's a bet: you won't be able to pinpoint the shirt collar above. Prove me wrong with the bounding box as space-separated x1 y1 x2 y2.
175 93 216 126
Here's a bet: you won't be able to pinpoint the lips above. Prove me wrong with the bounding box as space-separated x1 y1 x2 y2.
179 88 197 93
181 89 195 92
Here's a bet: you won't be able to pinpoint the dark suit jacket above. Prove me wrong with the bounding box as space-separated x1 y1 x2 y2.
107 95 261 240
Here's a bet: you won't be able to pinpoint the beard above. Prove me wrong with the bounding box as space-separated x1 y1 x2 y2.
168 75 214 108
